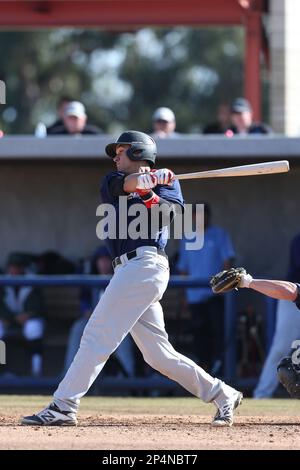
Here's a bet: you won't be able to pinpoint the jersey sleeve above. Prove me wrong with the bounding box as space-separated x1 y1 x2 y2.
294 284 300 310
100 171 128 203
154 179 185 208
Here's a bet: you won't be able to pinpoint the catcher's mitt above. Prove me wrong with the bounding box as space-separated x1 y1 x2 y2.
277 357 300 399
210 267 246 294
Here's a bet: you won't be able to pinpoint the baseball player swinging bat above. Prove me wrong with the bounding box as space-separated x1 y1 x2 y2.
175 160 289 181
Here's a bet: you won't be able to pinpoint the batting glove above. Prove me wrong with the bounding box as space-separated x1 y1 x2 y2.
136 172 158 190
239 272 253 288
153 168 175 185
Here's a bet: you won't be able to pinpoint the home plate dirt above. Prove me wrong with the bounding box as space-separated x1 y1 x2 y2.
0 396 299 449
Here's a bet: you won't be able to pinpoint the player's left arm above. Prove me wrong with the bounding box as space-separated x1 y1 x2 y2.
248 278 298 302
212 267 300 306
129 169 178 212
221 267 298 302
107 169 182 225
123 168 174 193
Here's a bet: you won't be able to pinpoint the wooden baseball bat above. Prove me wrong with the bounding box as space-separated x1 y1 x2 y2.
174 160 290 181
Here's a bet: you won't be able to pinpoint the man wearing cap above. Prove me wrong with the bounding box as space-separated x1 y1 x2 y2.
151 107 179 139
227 97 272 135
46 96 73 135
48 101 101 135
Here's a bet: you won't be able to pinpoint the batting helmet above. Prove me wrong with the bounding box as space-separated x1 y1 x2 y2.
105 130 157 168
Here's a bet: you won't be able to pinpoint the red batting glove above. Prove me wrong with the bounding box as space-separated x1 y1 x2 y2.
135 188 160 208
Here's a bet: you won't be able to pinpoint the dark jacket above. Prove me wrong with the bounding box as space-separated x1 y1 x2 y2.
0 286 44 323
229 122 272 135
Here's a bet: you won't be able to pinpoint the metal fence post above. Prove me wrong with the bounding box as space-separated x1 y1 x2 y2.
224 291 237 382
265 297 277 354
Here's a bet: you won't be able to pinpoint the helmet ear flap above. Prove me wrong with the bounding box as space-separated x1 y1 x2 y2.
126 145 144 161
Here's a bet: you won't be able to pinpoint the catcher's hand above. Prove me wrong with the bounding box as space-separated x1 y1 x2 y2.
210 267 247 294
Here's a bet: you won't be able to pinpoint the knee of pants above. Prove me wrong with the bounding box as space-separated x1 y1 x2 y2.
142 349 176 377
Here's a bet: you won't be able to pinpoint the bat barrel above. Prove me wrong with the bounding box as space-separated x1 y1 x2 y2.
175 160 290 181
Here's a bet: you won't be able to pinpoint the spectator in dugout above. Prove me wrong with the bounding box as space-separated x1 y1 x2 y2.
176 203 235 375
47 100 101 136
226 97 272 135
0 253 45 377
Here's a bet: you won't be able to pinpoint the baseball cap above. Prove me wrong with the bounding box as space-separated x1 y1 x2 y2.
231 98 252 114
64 101 86 118
152 107 175 122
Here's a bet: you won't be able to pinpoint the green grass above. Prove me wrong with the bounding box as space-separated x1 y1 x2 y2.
0 395 299 416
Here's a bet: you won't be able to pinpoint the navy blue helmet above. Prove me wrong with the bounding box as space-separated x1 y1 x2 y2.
105 130 157 168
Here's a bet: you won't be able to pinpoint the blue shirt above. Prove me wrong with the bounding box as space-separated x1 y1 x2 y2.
100 171 184 259
177 225 235 304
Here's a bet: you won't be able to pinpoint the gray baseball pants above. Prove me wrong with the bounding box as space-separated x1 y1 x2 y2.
54 246 236 413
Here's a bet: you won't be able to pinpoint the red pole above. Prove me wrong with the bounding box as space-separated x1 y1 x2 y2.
244 11 262 121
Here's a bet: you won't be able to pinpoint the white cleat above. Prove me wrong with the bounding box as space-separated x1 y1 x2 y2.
212 391 243 427
21 402 77 426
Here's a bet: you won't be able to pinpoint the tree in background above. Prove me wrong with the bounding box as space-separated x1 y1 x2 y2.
0 27 261 135
0 30 119 133
119 28 245 133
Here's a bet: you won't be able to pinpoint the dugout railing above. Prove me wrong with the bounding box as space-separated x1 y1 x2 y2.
0 275 272 394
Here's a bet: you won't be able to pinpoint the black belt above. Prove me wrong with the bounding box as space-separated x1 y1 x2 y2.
112 248 167 270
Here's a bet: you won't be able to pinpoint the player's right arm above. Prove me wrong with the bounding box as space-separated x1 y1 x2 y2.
124 172 158 193
104 168 175 195
101 170 180 226
105 172 158 196
123 169 175 193
106 171 160 206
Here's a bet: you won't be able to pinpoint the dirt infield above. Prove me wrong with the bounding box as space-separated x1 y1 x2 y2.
0 395 299 450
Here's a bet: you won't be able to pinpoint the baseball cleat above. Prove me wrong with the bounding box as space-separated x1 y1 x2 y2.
211 391 243 427
21 402 77 426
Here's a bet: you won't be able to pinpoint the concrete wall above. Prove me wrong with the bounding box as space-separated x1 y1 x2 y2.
270 0 300 135
0 157 298 278
0 161 107 266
